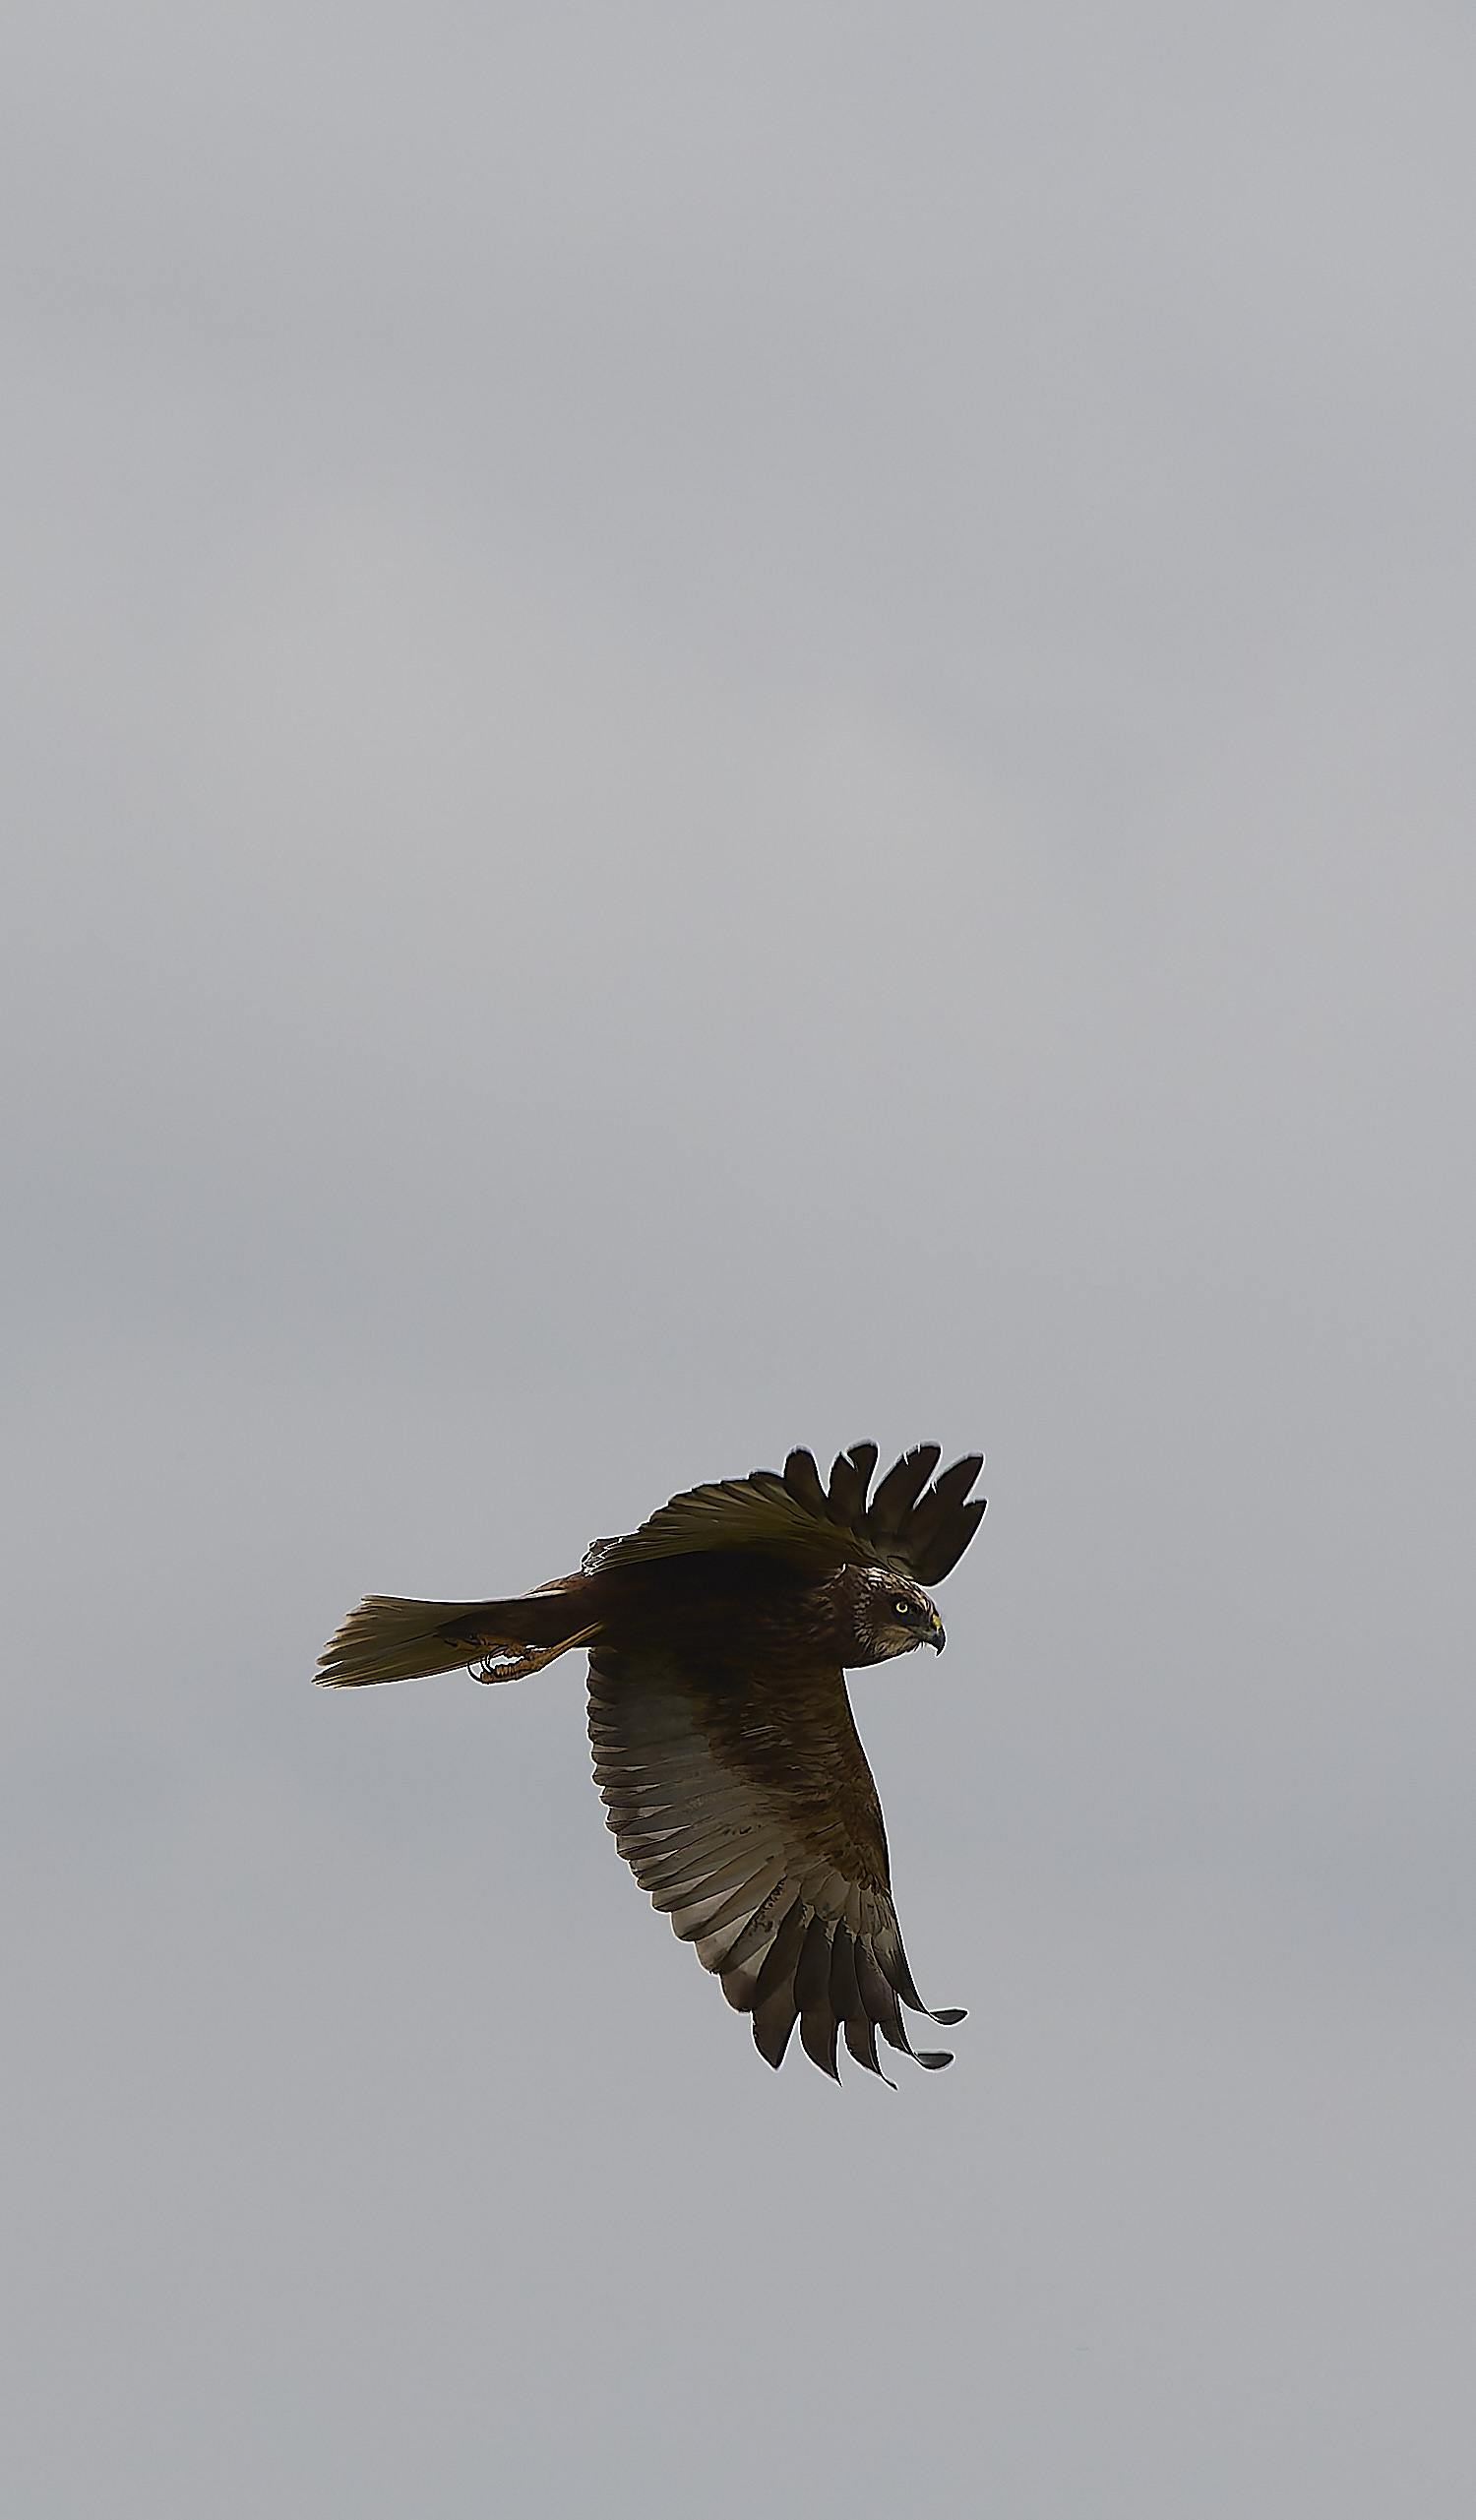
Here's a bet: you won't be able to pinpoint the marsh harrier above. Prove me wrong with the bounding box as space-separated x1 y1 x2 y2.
316 1443 985 2080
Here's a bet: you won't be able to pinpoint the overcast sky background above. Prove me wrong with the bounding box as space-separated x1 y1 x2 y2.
3 5 1473 2513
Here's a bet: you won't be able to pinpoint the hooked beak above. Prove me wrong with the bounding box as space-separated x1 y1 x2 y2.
928 1615 945 1653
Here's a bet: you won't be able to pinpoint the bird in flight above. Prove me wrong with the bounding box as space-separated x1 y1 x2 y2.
316 1442 985 2082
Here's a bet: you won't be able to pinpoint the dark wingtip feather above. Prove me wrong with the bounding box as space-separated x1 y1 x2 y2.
793 1917 841 2077
752 1992 801 2069
781 1447 830 1521
800 2010 842 2080
868 1444 942 1538
842 2008 896 2087
913 1495 987 1585
826 1448 869 1525
854 1940 917 2059
900 1455 985 1571
930 2007 967 2027
777 1442 986 1586
914 2050 954 2071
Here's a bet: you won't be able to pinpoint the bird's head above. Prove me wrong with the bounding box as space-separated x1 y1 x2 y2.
847 1567 946 1665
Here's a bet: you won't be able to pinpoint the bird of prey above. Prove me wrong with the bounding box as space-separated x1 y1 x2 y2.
315 1442 985 2082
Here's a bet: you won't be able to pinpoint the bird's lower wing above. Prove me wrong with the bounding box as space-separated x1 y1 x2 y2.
588 1644 963 2080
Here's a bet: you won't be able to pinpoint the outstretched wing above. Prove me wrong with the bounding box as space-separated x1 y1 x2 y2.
588 1644 963 2080
584 1444 985 1587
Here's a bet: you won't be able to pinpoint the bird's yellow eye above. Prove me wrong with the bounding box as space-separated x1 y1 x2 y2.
893 1598 914 1618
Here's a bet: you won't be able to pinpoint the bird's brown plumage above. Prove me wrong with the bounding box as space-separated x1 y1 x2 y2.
315 1443 986 2079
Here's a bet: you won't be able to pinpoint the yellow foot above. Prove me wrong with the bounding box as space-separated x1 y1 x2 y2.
468 1623 603 1685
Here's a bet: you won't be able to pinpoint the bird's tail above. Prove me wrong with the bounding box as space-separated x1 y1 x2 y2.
314 1587 599 1689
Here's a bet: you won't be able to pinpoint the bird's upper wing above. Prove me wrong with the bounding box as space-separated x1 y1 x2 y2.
584 1444 985 1587
588 1642 963 2079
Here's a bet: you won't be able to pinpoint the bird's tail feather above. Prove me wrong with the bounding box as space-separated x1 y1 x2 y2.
315 1589 595 1688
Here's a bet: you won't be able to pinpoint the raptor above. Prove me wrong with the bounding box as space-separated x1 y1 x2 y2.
316 1443 985 2081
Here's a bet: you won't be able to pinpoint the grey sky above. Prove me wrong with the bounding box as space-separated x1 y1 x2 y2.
3 5 1473 2513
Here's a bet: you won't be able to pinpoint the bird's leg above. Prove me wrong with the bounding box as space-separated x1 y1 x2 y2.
468 1623 604 1685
